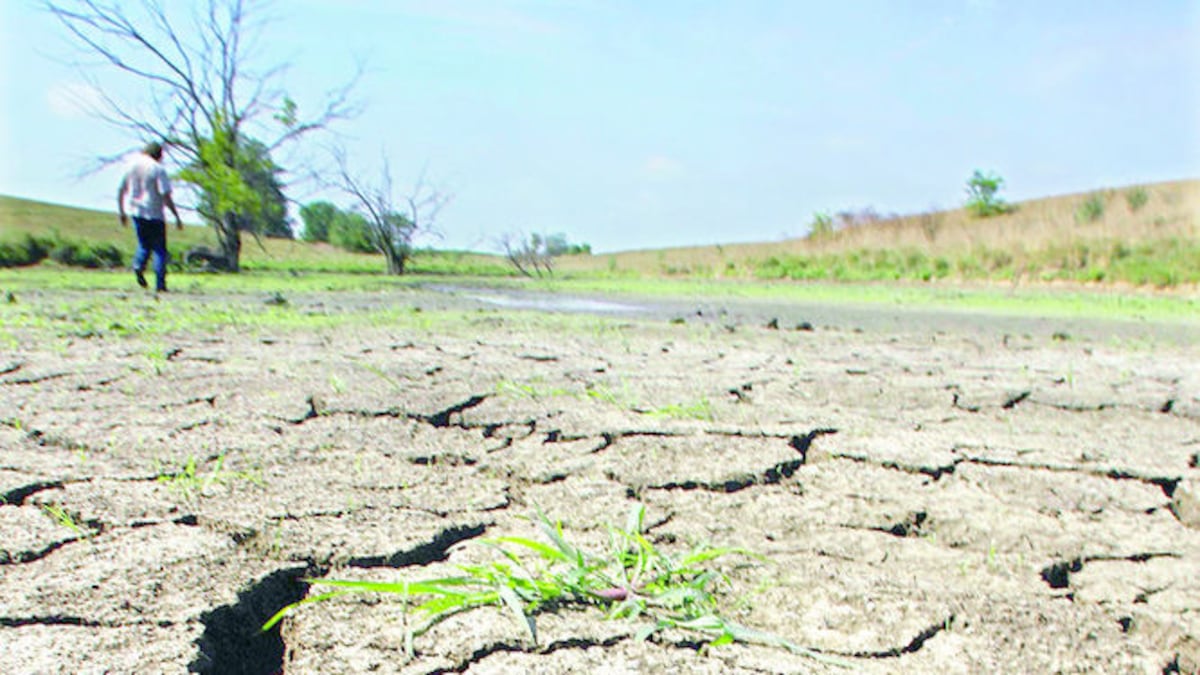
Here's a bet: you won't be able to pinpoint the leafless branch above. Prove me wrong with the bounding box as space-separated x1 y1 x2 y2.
330 147 451 274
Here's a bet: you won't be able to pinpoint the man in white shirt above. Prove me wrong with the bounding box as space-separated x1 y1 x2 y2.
117 142 182 292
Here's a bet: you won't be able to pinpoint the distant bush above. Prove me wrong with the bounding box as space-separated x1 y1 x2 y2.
299 201 337 243
834 207 893 230
965 170 1015 218
1106 237 1200 287
808 212 834 238
754 247 956 282
919 209 944 242
49 240 125 268
542 233 591 256
1124 187 1149 212
0 235 52 267
328 211 375 253
0 235 124 269
1075 193 1105 223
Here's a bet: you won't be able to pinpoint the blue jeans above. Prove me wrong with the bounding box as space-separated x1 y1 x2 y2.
132 217 169 291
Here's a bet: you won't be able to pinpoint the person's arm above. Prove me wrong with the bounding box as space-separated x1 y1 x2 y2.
163 191 183 230
117 176 129 226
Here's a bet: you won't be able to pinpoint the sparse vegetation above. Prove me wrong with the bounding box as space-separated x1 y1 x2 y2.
41 503 87 536
1075 193 1106 224
263 505 847 666
1125 187 1149 212
156 453 263 501
0 235 52 268
642 398 715 421
808 212 834 239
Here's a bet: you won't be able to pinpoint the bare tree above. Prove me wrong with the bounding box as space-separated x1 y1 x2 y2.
498 232 555 278
44 0 358 271
332 149 450 275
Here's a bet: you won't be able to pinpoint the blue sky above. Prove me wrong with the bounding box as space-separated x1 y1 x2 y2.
2 1 1198 253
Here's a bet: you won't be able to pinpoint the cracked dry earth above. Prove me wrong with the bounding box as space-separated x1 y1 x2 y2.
2 289 1199 674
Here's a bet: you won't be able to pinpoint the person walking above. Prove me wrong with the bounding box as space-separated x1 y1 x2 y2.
117 141 182 292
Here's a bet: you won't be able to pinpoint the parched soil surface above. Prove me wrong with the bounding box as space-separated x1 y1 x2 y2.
2 286 1199 674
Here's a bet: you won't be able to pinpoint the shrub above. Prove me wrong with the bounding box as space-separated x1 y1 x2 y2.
807 212 833 238
82 243 125 268
48 240 125 268
328 211 375 253
48 242 80 265
1075 193 1105 223
919 209 943 242
0 236 52 267
1125 187 1149 212
933 257 951 278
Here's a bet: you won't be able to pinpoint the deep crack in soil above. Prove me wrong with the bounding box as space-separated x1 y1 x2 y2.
191 565 320 675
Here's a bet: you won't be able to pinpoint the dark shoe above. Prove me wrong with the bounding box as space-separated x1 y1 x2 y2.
156 285 168 294
135 270 148 288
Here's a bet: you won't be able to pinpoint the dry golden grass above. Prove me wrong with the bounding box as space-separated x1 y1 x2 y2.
557 179 1200 279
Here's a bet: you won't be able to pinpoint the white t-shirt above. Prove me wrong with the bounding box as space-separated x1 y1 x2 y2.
122 153 172 221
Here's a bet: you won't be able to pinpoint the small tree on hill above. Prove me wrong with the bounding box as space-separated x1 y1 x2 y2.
332 150 450 274
965 170 1015 217
497 232 590 277
499 232 554 278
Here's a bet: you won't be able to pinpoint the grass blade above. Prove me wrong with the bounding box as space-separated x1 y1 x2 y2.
261 589 350 631
497 583 537 646
624 503 645 537
491 535 571 563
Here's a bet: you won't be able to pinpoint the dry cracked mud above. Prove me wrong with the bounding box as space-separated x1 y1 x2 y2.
1 286 1198 674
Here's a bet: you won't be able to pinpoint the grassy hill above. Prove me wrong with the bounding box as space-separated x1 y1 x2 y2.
3 178 1198 286
558 179 1200 288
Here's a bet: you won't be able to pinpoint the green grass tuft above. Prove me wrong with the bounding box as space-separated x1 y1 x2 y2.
262 504 848 666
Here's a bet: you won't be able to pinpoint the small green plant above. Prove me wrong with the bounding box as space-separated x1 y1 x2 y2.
41 503 85 536
263 505 847 666
157 453 263 500
964 170 1014 218
1124 187 1149 212
496 378 570 401
329 374 346 394
585 382 638 409
642 398 715 421
359 363 401 391
144 345 171 376
1075 193 1105 223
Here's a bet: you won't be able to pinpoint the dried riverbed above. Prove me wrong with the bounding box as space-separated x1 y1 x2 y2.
1 285 1198 673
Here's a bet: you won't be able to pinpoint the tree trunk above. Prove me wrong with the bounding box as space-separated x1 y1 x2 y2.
385 249 405 275
217 212 242 272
